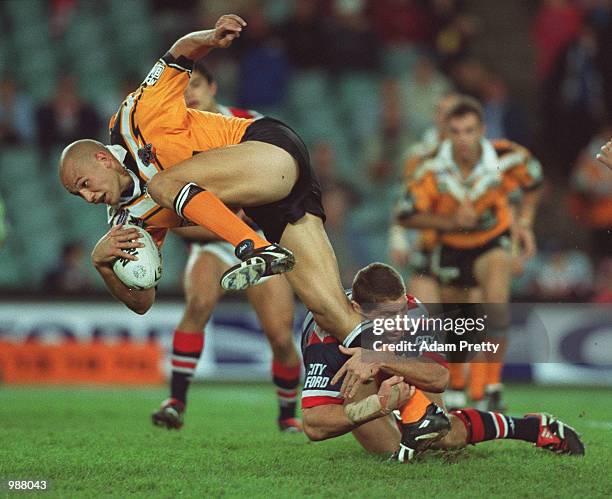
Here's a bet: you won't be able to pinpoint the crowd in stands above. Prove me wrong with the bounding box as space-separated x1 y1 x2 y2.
0 0 610 301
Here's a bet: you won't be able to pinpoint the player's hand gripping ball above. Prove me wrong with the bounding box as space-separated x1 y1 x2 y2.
113 225 162 290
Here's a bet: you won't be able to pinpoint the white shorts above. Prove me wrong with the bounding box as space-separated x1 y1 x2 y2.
187 232 272 286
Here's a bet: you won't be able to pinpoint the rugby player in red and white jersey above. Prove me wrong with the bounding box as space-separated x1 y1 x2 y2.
152 59 302 432
301 263 584 460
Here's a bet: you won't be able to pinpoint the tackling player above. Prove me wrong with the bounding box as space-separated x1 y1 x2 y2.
151 60 301 432
58 15 388 379
301 262 585 460
395 97 543 410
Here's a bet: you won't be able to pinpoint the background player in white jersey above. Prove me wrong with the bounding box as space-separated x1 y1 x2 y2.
152 60 301 432
301 263 584 460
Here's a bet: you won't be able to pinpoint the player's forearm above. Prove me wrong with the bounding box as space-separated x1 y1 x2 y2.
303 405 372 441
515 188 542 228
95 264 155 315
169 30 217 61
377 358 449 393
397 212 456 232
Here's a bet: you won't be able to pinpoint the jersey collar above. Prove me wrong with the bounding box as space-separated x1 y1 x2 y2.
437 138 499 181
105 144 142 204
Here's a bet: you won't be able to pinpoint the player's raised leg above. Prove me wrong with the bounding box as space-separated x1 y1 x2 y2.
278 214 362 342
246 276 302 432
152 250 225 429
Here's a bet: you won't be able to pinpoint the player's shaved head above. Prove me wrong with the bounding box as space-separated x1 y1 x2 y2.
59 139 107 192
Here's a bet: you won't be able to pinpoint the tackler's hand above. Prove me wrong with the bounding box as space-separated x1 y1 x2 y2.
332 346 381 399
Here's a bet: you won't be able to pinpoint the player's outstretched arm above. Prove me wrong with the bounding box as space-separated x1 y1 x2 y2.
169 14 246 61
92 225 155 315
596 138 612 169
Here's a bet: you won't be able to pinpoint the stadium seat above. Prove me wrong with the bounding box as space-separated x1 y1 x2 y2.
0 247 25 287
3 0 46 24
0 148 41 185
286 71 331 116
336 73 381 141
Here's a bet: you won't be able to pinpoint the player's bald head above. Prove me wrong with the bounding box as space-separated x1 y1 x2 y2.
59 139 107 191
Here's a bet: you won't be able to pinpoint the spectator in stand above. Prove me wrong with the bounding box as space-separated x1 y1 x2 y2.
324 0 382 74
0 76 35 146
43 241 91 294
569 124 612 264
431 0 477 67
370 0 434 48
545 19 606 166
447 56 488 99
35 74 101 160
480 71 531 147
232 6 290 112
397 55 452 142
280 0 329 71
531 0 583 82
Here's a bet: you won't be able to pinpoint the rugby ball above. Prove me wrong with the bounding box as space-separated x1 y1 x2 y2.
112 225 162 290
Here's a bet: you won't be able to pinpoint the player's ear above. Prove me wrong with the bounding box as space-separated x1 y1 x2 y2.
210 81 218 97
96 150 112 168
351 300 362 314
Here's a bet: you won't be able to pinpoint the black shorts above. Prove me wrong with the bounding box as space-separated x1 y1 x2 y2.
240 117 326 243
432 231 511 288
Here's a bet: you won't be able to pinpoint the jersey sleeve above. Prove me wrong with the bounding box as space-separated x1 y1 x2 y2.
395 171 438 220
501 146 544 193
133 53 194 131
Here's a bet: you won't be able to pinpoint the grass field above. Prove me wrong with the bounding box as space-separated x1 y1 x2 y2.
1 383 611 498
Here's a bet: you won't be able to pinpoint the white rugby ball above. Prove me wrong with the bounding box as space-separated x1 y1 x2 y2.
113 225 162 290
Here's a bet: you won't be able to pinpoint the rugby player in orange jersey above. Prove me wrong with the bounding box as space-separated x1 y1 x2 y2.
151 59 301 432
395 97 543 411
389 92 460 303
58 15 380 385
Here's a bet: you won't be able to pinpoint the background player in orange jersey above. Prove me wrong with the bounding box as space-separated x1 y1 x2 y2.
151 59 301 432
395 97 543 411
389 92 459 303
300 263 583 460
59 15 383 386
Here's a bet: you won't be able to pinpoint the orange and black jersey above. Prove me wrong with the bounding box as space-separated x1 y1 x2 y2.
106 53 254 245
398 138 543 249
400 147 440 252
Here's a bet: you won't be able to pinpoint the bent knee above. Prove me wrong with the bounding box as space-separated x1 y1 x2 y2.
147 173 184 209
303 420 327 442
185 295 217 323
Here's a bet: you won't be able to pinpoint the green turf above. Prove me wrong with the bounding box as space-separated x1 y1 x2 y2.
1 384 611 498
